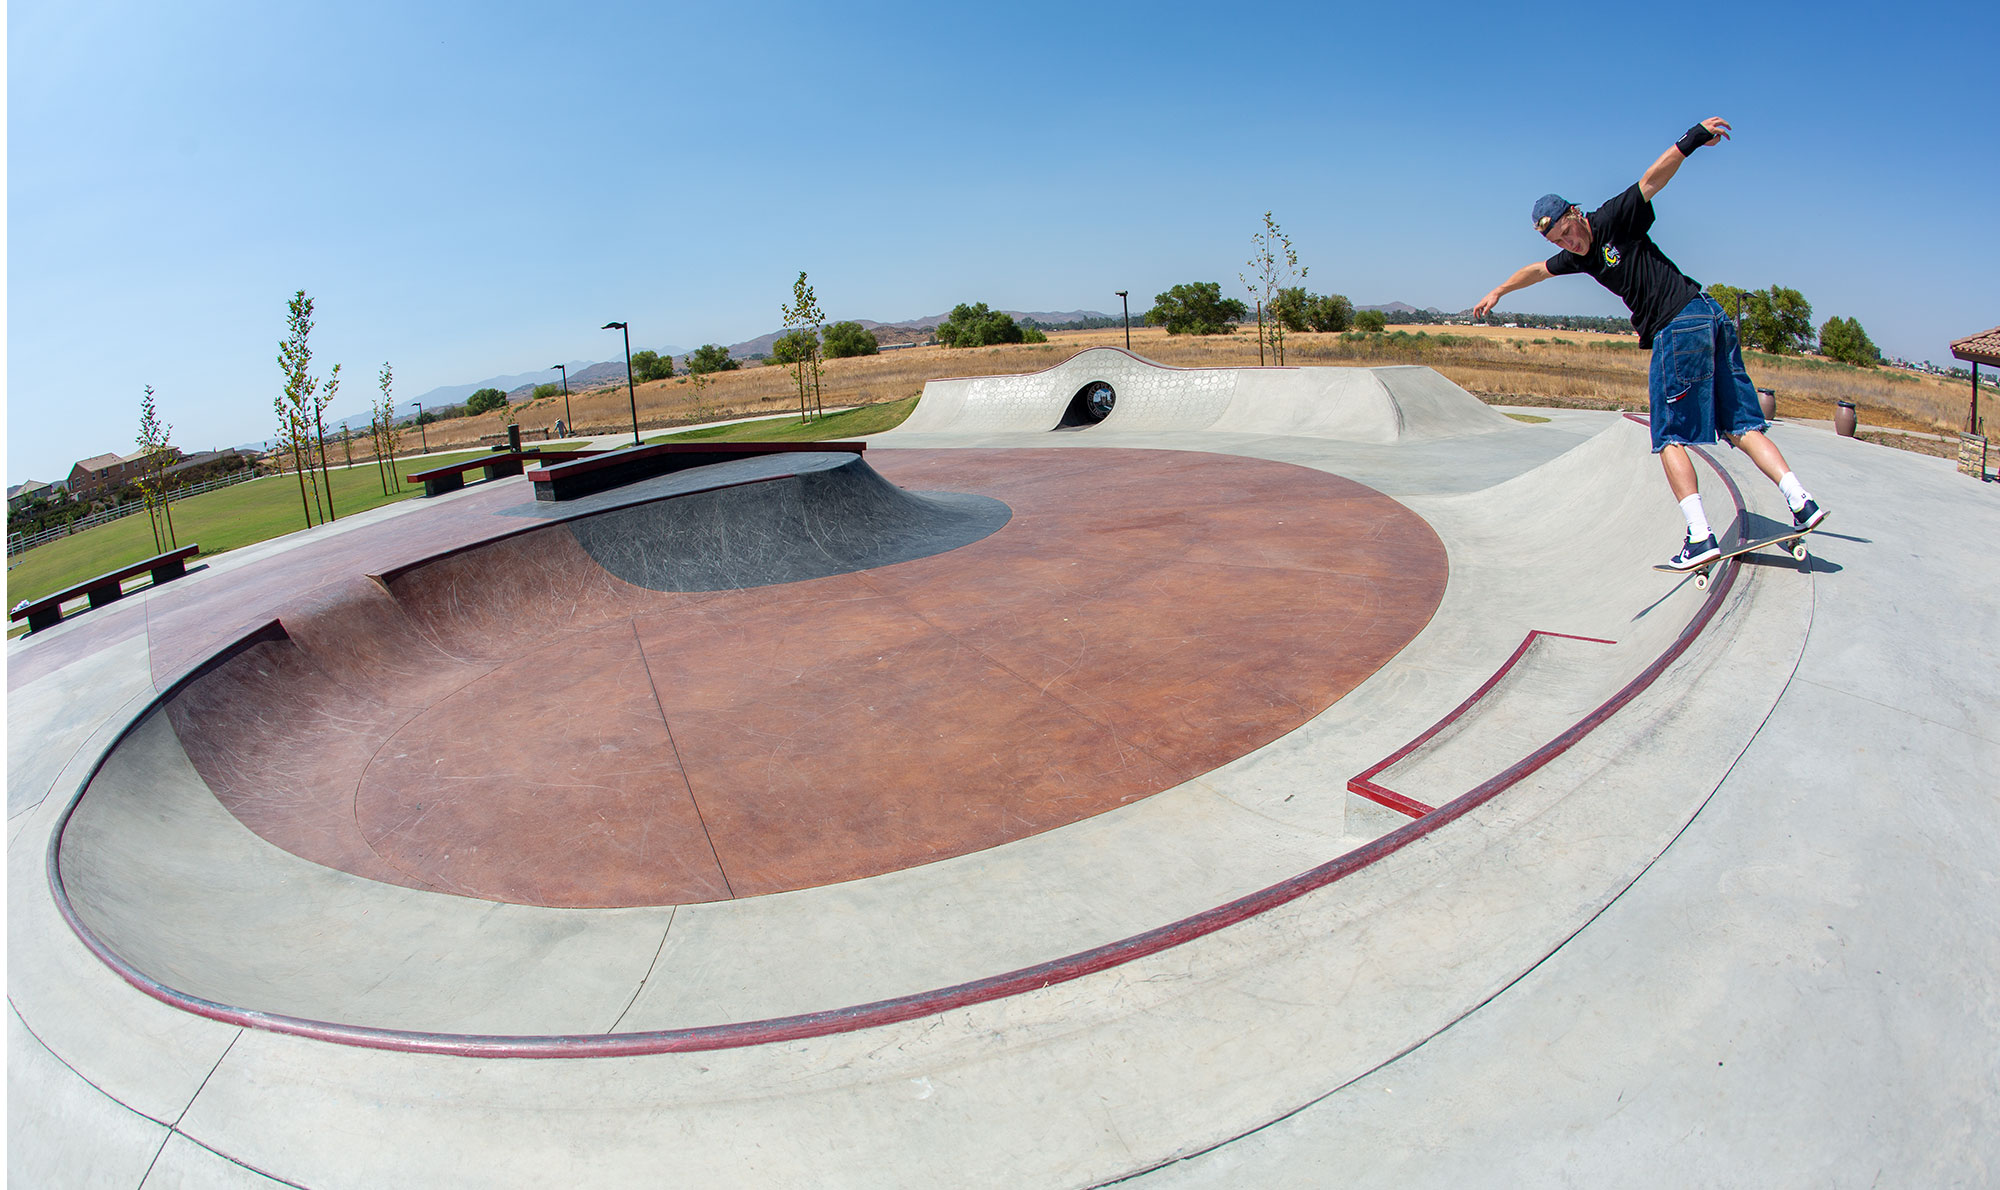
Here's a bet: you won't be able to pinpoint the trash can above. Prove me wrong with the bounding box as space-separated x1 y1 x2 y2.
1835 401 1857 437
506 423 522 452
1756 387 1776 421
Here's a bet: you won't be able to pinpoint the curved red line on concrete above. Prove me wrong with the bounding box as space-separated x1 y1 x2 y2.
1348 630 1620 818
45 446 1751 1059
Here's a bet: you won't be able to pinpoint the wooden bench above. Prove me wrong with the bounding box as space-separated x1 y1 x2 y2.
407 449 603 498
528 441 867 502
10 543 201 634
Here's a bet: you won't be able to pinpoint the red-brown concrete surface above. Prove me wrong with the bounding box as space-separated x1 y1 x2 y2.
155 449 1446 907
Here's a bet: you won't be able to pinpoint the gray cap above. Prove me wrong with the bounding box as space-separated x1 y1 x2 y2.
1532 194 1572 235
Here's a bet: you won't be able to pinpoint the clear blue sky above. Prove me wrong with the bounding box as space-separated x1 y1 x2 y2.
7 0 1995 485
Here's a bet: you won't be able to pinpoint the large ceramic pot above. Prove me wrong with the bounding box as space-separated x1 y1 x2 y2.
1835 401 1858 437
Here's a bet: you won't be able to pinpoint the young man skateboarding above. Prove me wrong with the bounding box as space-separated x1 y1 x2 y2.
1473 117 1827 570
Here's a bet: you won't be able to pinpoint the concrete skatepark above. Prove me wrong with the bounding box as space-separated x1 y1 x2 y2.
10 347 1998 1186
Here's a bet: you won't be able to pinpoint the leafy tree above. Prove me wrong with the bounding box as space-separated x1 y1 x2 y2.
1269 286 1310 333
1242 212 1306 363
532 382 561 401
1147 283 1248 336
822 321 879 358
1354 309 1388 333
1712 283 1814 354
1704 283 1750 323
686 344 740 374
1022 326 1048 343
771 328 819 366
1304 293 1353 333
631 350 674 382
935 302 1026 348
465 387 508 415
1819 315 1880 367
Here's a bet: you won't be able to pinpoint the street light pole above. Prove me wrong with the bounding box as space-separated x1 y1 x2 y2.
551 364 571 432
410 401 428 454
1115 291 1130 350
602 322 640 446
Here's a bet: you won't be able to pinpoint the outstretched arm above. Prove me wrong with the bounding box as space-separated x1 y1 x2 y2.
1474 262 1553 321
1640 117 1730 200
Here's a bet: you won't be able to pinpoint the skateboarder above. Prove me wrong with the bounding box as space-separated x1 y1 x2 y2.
1473 117 1826 570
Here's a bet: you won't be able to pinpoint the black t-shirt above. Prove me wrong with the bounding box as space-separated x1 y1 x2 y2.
1545 182 1702 348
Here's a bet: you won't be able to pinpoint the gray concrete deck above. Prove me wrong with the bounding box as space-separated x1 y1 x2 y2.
9 369 1997 1187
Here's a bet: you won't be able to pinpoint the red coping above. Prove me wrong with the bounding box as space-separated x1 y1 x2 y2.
1347 631 1619 818
46 445 1749 1058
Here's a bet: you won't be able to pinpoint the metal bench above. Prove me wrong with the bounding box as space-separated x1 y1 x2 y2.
10 543 201 634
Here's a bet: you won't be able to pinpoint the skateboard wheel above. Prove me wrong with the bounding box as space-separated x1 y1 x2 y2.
1694 571 1710 591
1791 542 1809 561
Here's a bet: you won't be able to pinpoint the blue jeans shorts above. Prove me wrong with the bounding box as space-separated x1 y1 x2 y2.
1648 294 1767 453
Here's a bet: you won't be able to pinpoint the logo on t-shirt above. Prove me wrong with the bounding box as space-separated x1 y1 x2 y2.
1601 244 1622 268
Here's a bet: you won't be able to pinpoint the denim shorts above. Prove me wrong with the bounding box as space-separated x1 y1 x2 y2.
1648 295 1767 453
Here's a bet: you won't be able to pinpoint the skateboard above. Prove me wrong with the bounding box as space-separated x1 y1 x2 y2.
1653 526 1813 591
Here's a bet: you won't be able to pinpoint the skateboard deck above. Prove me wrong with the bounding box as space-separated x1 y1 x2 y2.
1654 526 1813 590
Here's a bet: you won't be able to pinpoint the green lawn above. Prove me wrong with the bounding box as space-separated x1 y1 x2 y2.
646 397 919 445
7 451 489 612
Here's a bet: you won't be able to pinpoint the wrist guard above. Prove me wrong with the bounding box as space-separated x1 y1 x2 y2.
1676 123 1715 156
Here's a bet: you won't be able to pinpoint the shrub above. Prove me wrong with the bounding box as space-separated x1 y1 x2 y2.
822 321 880 358
1147 282 1247 336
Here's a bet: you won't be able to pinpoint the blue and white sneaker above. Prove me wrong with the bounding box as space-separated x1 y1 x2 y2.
1667 534 1722 570
1791 499 1827 533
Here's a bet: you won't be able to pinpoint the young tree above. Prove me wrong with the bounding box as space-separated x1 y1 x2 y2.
135 384 177 551
779 271 826 420
1242 212 1306 364
314 363 341 521
277 290 322 529
684 349 714 422
1354 308 1388 333
374 362 396 495
1146 283 1247 336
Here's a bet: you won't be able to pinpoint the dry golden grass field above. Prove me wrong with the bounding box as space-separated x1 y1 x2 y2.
349 325 1982 464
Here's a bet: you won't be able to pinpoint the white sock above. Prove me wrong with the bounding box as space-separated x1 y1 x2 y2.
1679 494 1712 541
1777 472 1809 511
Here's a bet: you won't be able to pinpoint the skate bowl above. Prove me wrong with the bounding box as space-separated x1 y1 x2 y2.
889 346 1518 441
46 445 1456 1036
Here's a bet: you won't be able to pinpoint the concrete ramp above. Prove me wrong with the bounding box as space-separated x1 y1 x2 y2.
890 347 1516 442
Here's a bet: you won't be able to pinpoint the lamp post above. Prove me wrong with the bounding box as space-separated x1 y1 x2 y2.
550 364 572 433
1115 291 1130 350
409 401 428 454
602 322 641 446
